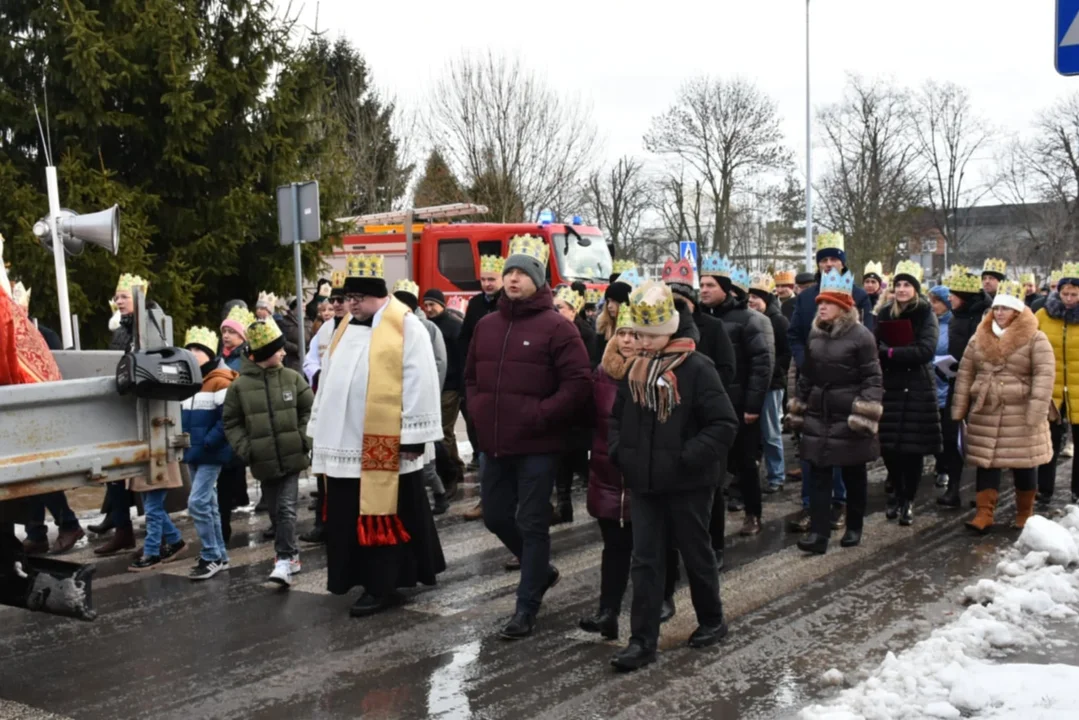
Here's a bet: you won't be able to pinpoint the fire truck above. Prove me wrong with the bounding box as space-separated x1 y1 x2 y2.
330 204 614 305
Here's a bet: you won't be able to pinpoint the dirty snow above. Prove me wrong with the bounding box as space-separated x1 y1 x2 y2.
800 508 1079 720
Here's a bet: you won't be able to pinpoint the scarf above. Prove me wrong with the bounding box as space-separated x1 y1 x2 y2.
992 320 1005 338
327 299 410 546
626 338 696 423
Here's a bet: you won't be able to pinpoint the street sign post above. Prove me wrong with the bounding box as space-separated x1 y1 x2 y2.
1057 0 1079 75
679 240 699 270
276 181 320 357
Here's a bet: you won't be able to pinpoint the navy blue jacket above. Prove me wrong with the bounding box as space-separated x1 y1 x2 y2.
181 364 238 466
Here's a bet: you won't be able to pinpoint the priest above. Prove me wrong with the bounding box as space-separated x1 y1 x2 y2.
307 255 446 617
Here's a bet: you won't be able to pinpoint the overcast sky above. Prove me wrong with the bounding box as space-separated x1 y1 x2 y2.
287 0 1075 182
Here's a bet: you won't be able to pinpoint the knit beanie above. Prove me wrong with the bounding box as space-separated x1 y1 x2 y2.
604 281 631 304
423 288 447 308
503 253 546 290
928 285 950 305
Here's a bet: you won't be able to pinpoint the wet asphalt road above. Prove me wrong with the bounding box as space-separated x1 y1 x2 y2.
0 458 1072 720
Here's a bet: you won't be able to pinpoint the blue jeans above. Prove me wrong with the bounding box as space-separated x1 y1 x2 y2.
187 465 228 563
762 389 786 487
143 488 182 560
801 460 846 508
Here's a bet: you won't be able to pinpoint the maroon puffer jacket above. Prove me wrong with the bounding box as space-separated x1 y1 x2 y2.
465 285 592 458
587 339 629 523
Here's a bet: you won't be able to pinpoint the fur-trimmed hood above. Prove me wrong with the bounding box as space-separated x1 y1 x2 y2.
973 306 1039 364
1044 292 1079 324
602 336 633 381
810 304 861 338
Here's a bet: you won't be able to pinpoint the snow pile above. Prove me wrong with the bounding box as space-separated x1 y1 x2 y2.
800 510 1079 720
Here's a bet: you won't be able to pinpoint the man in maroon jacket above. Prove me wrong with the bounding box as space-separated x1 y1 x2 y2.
465 235 592 640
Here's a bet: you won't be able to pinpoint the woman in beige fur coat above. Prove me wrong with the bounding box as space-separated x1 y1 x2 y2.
952 284 1055 532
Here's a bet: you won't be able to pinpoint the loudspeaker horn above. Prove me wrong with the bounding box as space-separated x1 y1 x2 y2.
32 205 120 256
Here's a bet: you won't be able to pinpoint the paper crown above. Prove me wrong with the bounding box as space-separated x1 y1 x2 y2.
480 255 506 274
700 252 731 277
391 278 419 298
997 280 1024 302
257 290 277 308
347 255 385 279
11 281 30 310
750 272 776 294
507 235 549 266
982 258 1007 277
628 280 677 329
554 286 585 314
584 288 603 306
612 259 636 274
773 269 796 285
819 268 855 296
893 259 925 286
184 326 219 355
116 273 149 295
614 267 644 289
615 303 634 331
247 316 283 351
945 270 981 295
1059 262 1079 277
863 261 884 278
1049 269 1064 284
225 305 256 328
817 232 845 252
1019 272 1037 285
729 266 751 293
330 271 346 289
662 257 696 287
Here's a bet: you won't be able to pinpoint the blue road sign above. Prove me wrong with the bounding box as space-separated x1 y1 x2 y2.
679 240 698 268
1057 0 1079 75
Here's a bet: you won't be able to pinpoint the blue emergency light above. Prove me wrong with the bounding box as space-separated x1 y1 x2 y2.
571 215 583 225
538 209 555 225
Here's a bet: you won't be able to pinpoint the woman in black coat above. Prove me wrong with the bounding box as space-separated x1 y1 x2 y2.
875 267 943 526
788 277 883 554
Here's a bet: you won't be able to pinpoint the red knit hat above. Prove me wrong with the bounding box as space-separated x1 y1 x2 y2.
816 291 855 311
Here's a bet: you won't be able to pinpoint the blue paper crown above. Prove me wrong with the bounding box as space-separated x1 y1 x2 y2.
730 266 751 292
701 252 730 277
819 268 855 296
614 267 644 289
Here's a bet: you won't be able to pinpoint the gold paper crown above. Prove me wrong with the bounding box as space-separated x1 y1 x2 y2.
584 288 603 305
257 290 277 307
11 281 30 310
773 269 796 285
116 273 149 294
1059 262 1079 280
1050 269 1064 284
507 235 549 265
225 305 256 328
330 271 346 289
479 255 506 274
347 254 385 279
864 261 884 278
554 286 585 314
997 280 1024 302
628 280 676 328
612 259 636 274
1019 272 1037 285
391 278 420 298
750 272 776 294
945 271 981 295
615 303 634 331
184 326 219 355
982 258 1007 276
945 264 970 278
246 316 283 351
893 259 925 286
816 232 845 252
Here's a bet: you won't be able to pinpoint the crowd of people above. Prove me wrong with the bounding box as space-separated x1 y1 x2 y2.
5 230 1079 671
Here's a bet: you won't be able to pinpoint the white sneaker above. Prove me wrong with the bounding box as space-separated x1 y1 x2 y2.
288 557 301 575
1062 440 1074 459
267 558 292 588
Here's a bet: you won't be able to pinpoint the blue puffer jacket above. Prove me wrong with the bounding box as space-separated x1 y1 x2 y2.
181 364 239 466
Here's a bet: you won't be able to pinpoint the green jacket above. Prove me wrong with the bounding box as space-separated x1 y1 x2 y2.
223 358 314 481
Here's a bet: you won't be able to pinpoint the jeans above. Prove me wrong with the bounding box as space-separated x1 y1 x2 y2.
143 489 182 559
809 465 868 536
1039 420 1079 499
26 492 81 543
187 465 228 563
801 461 846 508
761 389 786 487
262 474 299 559
481 454 557 616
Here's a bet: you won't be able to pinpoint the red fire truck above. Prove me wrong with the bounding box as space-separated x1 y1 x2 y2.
330 204 613 306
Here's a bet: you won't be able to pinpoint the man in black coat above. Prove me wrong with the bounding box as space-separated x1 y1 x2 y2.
699 257 774 540
661 257 737 389
748 279 792 494
424 288 465 497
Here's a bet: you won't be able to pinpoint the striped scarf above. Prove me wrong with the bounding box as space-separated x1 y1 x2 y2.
627 338 696 423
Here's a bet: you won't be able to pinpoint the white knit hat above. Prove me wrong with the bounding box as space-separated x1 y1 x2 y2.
991 281 1026 313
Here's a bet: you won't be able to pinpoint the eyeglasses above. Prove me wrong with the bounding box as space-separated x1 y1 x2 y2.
330 297 346 304
345 293 367 303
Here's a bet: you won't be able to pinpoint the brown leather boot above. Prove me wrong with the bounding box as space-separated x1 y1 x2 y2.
1013 489 1037 529
50 527 86 555
94 525 135 556
739 515 762 536
462 501 483 521
965 489 998 534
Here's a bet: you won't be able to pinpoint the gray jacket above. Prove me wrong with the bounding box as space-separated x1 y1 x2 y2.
416 309 447 389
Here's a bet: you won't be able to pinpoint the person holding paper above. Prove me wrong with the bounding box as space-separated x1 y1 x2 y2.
875 261 942 527
928 286 953 489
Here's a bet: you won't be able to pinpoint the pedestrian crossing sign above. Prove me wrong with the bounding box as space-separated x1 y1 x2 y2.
679 241 698 270
1057 0 1079 76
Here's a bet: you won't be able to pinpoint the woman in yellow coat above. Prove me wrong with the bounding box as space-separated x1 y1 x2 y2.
952 282 1055 532
1034 264 1079 507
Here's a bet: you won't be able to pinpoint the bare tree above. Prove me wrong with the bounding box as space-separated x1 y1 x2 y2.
912 81 993 264
644 76 793 255
426 52 598 222
815 75 926 273
655 167 710 251
582 156 652 262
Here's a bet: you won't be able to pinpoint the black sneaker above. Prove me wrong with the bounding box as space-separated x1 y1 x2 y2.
499 611 536 640
190 558 226 581
128 555 161 572
898 502 914 526
160 540 189 564
544 566 561 594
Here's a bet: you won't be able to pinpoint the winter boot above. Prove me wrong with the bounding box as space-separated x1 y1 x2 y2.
1013 489 1037 529
937 475 961 508
93 525 135 556
965 489 998 534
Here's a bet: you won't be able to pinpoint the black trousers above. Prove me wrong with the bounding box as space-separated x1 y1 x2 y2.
934 406 951 475
882 452 924 503
940 401 963 485
630 487 723 651
977 467 1036 492
216 464 247 543
727 419 763 518
597 518 678 614
1039 420 1079 499
810 464 867 536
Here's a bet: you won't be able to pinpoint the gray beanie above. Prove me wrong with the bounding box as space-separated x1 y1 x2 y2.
503 253 546 290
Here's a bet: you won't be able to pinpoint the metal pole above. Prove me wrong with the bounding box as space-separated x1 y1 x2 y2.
804 0 814 272
291 183 306 355
71 314 81 351
45 166 73 348
404 209 415 281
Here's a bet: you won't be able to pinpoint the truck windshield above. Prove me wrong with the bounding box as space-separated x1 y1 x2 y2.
551 233 613 282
